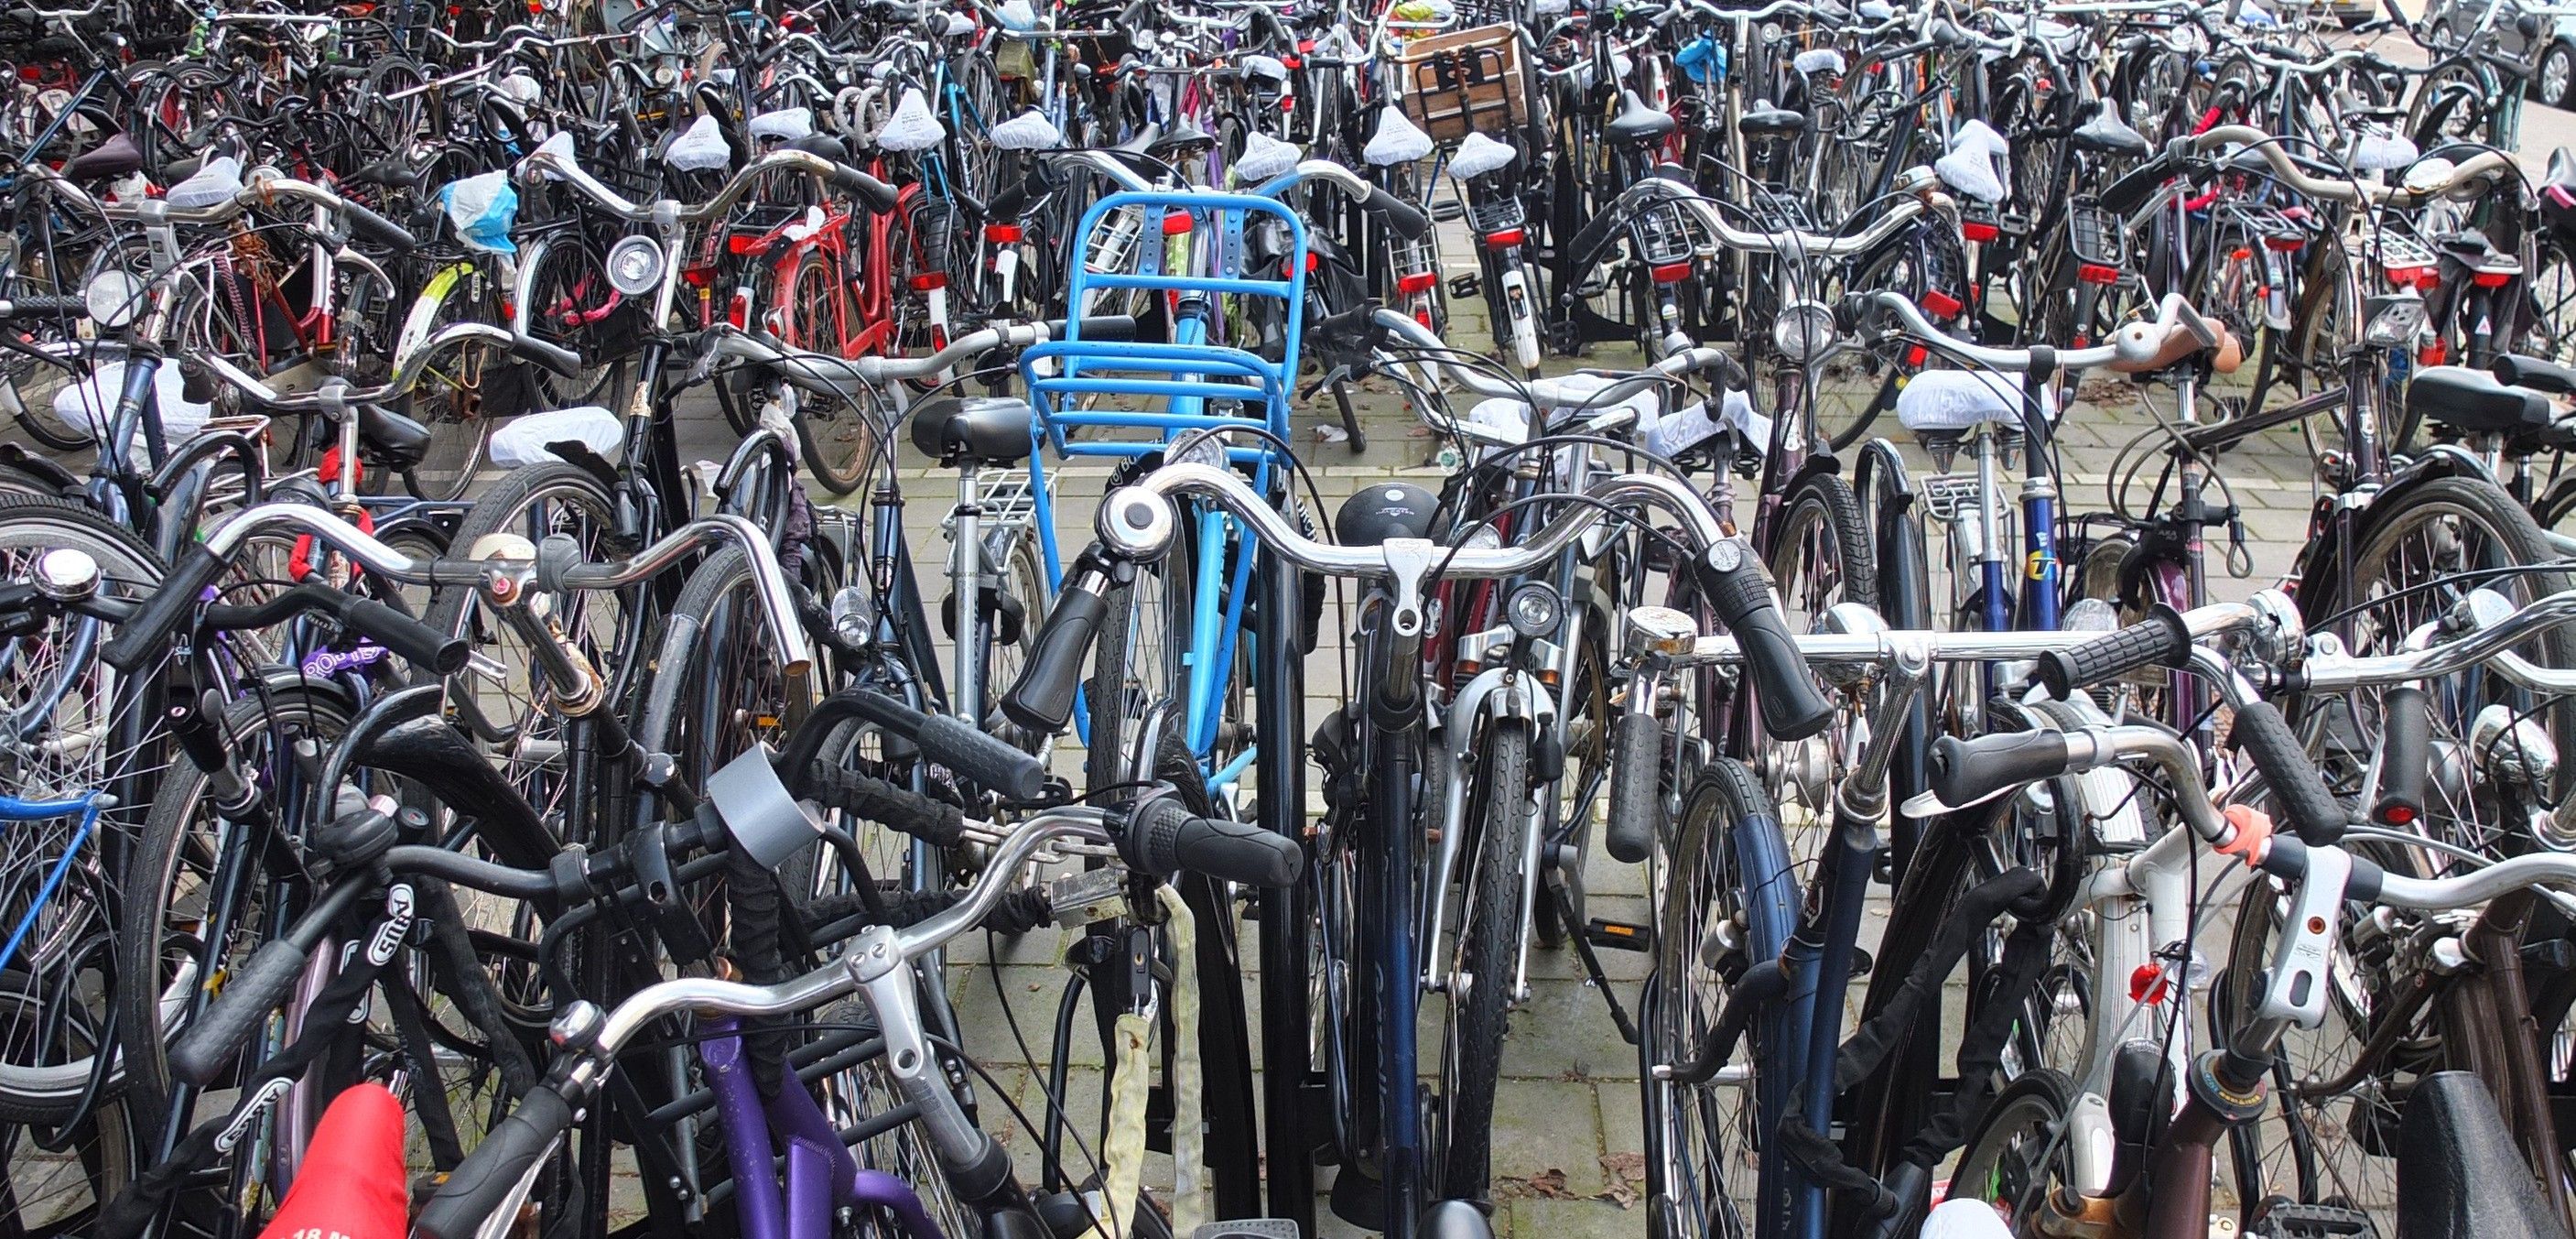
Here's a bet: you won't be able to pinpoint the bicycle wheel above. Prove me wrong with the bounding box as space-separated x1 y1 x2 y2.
0 968 131 1234
777 249 891 496
1086 516 1192 791
394 273 512 501
1643 757 1795 1239
1762 472 1875 819
420 461 640 831
1946 1067 2081 1232
1435 719 1530 1203
2299 477 2576 852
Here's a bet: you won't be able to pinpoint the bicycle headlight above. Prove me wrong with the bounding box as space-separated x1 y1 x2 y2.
605 234 667 298
82 267 145 330
1772 299 1837 364
1505 581 1561 639
2363 290 2425 349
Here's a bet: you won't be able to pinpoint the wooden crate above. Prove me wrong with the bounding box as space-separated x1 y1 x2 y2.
1396 23 1532 142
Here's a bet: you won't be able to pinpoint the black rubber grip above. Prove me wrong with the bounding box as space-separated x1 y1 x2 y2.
413 1083 574 1239
2371 685 2430 829
2036 605 2192 700
1927 730 2071 810
799 762 965 845
337 596 470 674
103 542 227 673
1000 569 1109 734
512 331 583 377
0 293 86 320
912 713 1045 800
1603 711 1664 864
339 198 417 253
2225 700 2345 844
1365 185 1431 240
2495 353 2576 396
169 937 310 1087
831 163 901 212
1120 796 1302 887
1042 314 1137 342
1697 551 1834 741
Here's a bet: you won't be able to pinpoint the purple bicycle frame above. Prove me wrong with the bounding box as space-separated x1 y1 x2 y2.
699 1016 950 1239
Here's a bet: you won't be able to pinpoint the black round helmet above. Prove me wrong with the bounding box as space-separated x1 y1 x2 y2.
1334 482 1441 547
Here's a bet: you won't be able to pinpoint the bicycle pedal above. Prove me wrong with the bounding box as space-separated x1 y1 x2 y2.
1586 918 1653 952
1190 1223 1301 1239
1448 272 1481 299
2246 1202 2376 1237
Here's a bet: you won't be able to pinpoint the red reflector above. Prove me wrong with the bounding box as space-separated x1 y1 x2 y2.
2387 266 2430 286
727 289 750 330
2380 803 2417 825
1484 228 1526 249
910 272 948 290
2473 269 2515 288
2419 342 2447 366
1163 211 1194 235
1650 261 1692 284
2229 247 2252 263
1905 344 1927 367
1961 221 1999 243
1282 55 1302 68
1921 290 1963 321
2264 235 2302 252
2077 263 2120 286
2128 963 2170 1005
985 223 1023 243
1397 271 1438 294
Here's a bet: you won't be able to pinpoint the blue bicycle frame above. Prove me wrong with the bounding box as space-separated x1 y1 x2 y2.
1019 189 1305 799
0 793 109 979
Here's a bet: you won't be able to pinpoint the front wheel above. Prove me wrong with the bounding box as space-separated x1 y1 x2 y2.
1436 721 1531 1203
1945 1068 2081 1234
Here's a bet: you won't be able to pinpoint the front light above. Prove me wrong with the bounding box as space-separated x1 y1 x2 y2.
1773 299 1837 364
83 267 145 330
1505 581 1562 639
2363 291 2425 349
605 234 667 297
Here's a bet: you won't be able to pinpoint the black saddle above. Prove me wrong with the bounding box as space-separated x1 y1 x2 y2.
62 132 144 182
2409 365 2550 436
788 131 851 165
2073 104 2148 157
1610 91 1680 144
1736 101 1804 139
2397 1072 2572 1239
355 403 434 471
909 396 1036 465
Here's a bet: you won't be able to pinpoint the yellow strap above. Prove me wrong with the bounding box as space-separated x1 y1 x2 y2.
1157 885 1207 1237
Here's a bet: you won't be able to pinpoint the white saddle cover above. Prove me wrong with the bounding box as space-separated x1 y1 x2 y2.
1364 109 1434 167
1896 369 2054 433
750 107 815 141
56 360 210 449
490 406 623 468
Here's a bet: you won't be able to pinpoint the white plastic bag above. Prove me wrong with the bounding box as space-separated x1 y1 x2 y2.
666 114 731 172
489 406 624 467
1363 109 1434 167
57 360 210 450
440 170 520 255
876 88 947 152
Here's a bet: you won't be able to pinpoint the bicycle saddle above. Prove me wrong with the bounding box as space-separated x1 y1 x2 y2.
61 131 144 183
785 131 852 165
350 150 441 190
2397 1071 2571 1239
1609 90 1680 144
2072 103 2148 158
1149 117 1218 158
354 403 434 472
2550 145 2576 190
909 396 1038 465
1420 1201 1495 1239
1110 123 1164 156
1735 100 1804 139
2410 365 2551 436
254 1083 407 1239
1334 482 1439 546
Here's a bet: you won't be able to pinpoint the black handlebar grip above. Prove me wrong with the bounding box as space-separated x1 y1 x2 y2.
1077 314 1138 341
911 713 1046 800
800 762 966 845
168 937 310 1087
2035 605 2192 700
511 331 583 378
1697 549 1834 741
1364 185 1432 240
1121 795 1303 887
103 543 227 674
338 198 418 254
412 1083 575 1239
1603 711 1664 864
830 163 901 213
338 597 470 675
0 294 87 320
2370 685 2430 829
2495 353 2576 397
1927 730 2072 810
2224 700 2345 844
1000 563 1110 735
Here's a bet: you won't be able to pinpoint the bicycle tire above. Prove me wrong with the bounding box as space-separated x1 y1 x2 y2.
1436 719 1529 1204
